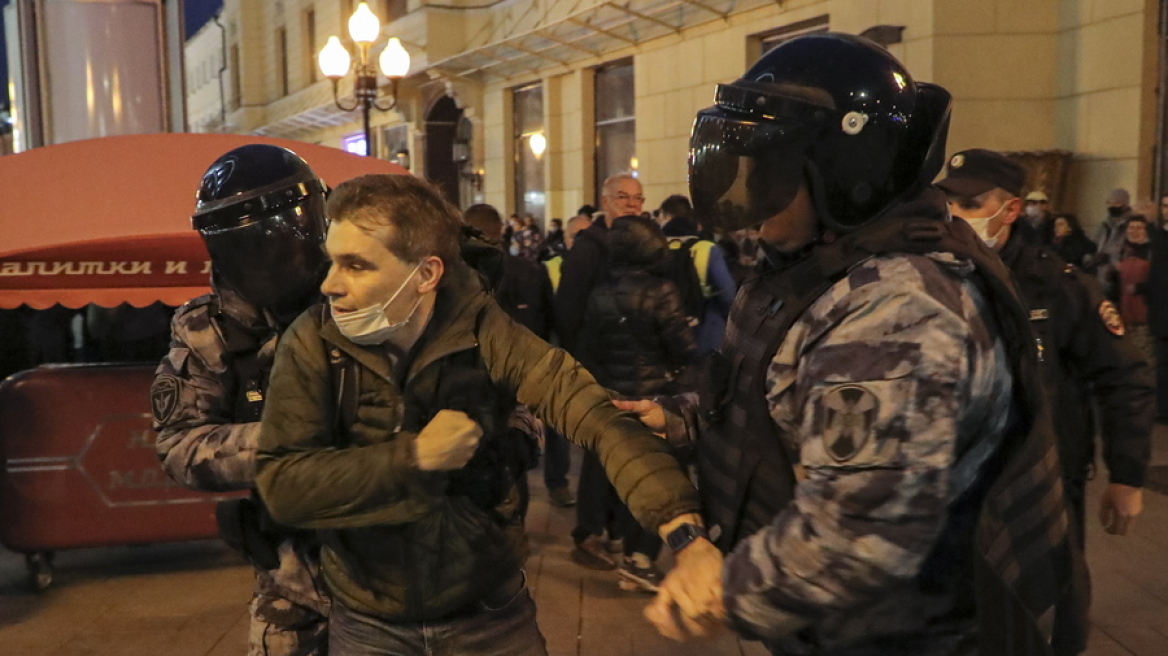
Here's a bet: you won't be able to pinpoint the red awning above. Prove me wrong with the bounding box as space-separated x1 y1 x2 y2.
0 234 210 310
0 133 407 309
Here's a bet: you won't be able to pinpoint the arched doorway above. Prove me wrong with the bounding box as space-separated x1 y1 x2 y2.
424 96 463 206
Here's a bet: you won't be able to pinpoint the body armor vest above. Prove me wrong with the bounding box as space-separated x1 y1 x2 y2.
208 298 278 424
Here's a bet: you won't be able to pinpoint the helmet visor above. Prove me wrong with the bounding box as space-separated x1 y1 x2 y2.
689 108 811 233
201 197 328 314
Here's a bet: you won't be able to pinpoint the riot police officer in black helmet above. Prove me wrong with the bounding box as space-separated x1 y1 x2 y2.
152 144 331 656
618 34 1085 655
193 144 330 325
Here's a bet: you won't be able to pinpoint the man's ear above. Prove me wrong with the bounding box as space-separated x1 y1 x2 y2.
418 256 445 293
1002 197 1023 225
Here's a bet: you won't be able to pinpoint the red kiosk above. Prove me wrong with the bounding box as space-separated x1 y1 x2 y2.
0 134 406 589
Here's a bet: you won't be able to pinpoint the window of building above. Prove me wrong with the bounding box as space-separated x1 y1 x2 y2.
276 26 289 97
342 133 367 156
383 0 408 22
229 44 241 111
753 15 830 61
513 82 546 223
305 8 317 84
594 59 635 206
381 124 408 163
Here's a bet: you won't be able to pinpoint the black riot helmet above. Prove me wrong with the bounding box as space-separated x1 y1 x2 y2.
689 33 952 234
193 144 328 317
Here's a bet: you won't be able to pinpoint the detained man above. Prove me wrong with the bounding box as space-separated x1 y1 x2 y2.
254 174 711 655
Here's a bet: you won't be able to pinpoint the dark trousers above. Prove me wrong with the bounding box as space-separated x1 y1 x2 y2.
614 500 663 559
570 450 661 558
1053 476 1092 656
328 583 547 656
571 450 619 543
1155 337 1168 419
542 428 571 490
1064 476 1087 549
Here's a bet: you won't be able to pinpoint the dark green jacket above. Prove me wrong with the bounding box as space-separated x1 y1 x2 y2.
255 261 698 621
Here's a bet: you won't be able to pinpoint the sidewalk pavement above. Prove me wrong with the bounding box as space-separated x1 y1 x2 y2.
2 429 1167 656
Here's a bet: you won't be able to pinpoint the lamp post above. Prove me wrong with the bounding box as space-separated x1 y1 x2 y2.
318 2 411 157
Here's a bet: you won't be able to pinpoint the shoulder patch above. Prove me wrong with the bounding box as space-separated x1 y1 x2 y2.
1098 300 1125 336
151 375 182 425
822 385 879 462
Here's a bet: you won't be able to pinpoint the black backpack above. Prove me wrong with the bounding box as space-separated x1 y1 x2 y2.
666 239 706 322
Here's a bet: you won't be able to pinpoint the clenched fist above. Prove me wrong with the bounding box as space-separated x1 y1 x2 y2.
415 410 483 471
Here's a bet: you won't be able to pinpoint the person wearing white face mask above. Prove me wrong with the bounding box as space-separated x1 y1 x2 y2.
1023 190 1054 245
938 148 1155 652
254 174 712 656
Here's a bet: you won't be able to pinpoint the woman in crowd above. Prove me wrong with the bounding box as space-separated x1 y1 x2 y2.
1050 213 1097 271
1117 217 1155 368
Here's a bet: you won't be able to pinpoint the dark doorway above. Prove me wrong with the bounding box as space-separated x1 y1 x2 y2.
424 95 462 206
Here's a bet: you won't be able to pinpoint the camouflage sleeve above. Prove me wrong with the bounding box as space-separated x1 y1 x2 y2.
722 257 975 641
151 303 258 493
658 392 701 449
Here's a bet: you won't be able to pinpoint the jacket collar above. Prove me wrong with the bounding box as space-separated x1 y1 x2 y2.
999 229 1027 271
319 260 490 383
880 185 951 223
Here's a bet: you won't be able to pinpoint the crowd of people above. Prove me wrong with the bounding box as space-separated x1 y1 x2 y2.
129 31 1162 656
1012 184 1168 418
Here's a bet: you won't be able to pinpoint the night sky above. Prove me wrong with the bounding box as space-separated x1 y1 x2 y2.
0 0 225 113
185 0 224 39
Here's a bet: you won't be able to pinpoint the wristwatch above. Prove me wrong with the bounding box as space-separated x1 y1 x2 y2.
665 522 708 554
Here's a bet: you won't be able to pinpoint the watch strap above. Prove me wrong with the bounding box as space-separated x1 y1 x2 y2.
666 523 708 554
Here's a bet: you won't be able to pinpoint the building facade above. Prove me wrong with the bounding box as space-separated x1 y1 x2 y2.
186 0 1164 231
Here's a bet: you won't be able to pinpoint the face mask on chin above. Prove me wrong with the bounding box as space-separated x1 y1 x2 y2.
331 261 425 345
958 200 1011 249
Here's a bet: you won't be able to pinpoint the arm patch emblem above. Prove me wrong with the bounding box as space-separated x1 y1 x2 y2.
1098 300 1126 337
151 375 182 424
822 385 879 463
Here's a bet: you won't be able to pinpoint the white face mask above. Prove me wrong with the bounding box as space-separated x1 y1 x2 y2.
1024 204 1043 219
961 200 1011 249
330 262 424 345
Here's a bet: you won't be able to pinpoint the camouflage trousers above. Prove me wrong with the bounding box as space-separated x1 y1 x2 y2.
248 538 331 656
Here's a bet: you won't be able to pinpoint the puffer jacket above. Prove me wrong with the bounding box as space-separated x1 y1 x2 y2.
255 260 699 622
579 215 697 397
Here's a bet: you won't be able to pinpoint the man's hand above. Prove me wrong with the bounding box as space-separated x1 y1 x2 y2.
1099 483 1143 536
613 398 667 434
645 518 726 642
415 410 482 471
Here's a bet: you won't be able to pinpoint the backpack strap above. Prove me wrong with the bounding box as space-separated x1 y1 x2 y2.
319 305 359 444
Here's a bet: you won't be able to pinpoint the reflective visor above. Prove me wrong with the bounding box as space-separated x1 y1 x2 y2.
201 199 328 313
688 108 812 233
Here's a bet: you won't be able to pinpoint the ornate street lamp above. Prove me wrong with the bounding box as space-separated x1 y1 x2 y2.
318 2 411 157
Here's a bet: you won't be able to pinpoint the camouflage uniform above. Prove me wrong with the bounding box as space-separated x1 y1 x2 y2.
664 235 1020 654
153 284 329 656
731 252 1011 654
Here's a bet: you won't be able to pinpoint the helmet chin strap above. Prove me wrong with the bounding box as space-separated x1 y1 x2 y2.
757 225 833 273
802 161 841 234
